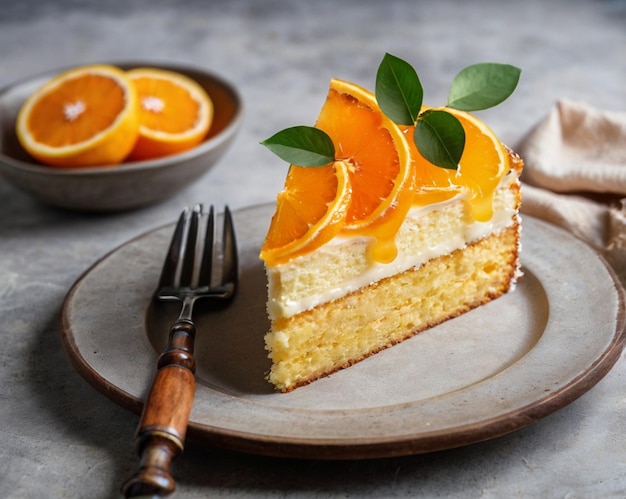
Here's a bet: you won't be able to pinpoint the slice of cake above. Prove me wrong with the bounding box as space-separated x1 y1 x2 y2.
260 57 522 392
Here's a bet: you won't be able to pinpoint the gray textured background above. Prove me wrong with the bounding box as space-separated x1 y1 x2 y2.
1 0 625 497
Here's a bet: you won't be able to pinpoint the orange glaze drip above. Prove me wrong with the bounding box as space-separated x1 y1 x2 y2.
341 126 508 264
264 100 509 267
338 151 415 264
272 142 508 266
408 119 508 223
342 195 412 264
466 188 496 222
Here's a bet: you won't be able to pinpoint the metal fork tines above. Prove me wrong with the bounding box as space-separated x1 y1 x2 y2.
158 204 238 313
122 204 237 498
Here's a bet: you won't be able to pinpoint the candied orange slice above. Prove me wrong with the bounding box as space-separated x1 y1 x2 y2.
16 64 139 167
260 79 413 265
260 160 351 266
126 68 213 161
315 79 414 263
411 107 509 221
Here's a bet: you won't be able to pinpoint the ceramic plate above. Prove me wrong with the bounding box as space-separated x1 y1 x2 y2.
60 204 626 459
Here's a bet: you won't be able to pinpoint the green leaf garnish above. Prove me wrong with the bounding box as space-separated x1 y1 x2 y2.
375 53 423 126
262 55 520 173
260 125 335 167
414 110 465 170
374 54 520 170
447 63 521 111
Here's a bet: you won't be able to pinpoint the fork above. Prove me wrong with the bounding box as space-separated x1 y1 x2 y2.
122 204 238 498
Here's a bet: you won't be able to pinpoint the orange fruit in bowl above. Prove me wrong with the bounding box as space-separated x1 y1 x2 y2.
15 64 139 167
260 78 413 265
126 68 213 161
411 107 509 222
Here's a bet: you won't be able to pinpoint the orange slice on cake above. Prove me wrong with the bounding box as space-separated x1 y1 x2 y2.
260 160 352 266
314 79 414 262
126 68 213 161
260 78 413 265
16 64 139 167
411 107 509 221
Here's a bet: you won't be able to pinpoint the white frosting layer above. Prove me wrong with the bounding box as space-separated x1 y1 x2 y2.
267 171 520 320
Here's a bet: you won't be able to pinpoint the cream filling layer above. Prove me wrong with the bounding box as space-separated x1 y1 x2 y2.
266 172 520 320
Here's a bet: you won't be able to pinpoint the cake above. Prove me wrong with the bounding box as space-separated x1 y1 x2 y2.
260 57 523 392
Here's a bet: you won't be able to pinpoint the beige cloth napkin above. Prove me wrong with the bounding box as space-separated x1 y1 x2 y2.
516 99 626 284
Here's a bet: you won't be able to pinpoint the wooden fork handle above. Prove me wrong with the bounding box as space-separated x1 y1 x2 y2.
122 321 196 498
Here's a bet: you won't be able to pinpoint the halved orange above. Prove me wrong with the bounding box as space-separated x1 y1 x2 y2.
411 107 509 221
260 160 352 266
126 68 213 161
260 79 413 265
16 64 139 167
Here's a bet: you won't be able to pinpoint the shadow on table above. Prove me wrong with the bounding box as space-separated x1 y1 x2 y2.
25 312 140 498
171 400 589 497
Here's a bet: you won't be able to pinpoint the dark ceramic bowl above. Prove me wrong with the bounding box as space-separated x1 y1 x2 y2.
0 62 242 212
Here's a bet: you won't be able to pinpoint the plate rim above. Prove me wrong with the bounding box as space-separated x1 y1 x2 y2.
59 206 626 460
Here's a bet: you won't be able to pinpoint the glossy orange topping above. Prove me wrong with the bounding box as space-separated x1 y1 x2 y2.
410 108 509 222
261 89 510 267
261 79 413 265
